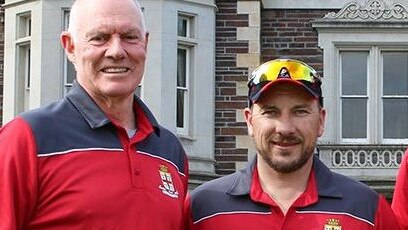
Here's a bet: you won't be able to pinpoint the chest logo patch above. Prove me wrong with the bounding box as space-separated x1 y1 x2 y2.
158 165 179 198
324 218 342 230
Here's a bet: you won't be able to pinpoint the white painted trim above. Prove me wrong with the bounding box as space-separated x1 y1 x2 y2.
176 45 191 136
262 0 353 9
262 0 408 9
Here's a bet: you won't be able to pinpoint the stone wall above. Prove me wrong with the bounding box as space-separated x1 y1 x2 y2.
215 0 247 175
260 9 330 72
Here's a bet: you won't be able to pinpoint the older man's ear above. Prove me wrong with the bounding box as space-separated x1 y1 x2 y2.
61 31 76 64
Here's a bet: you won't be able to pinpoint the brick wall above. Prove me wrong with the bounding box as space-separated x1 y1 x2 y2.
215 0 251 175
0 0 4 127
214 1 335 175
261 9 333 75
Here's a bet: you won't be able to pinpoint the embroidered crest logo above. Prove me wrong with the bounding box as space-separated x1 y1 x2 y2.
158 165 179 198
324 218 342 230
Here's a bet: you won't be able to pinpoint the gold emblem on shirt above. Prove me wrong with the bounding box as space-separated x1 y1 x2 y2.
158 165 179 198
324 218 342 230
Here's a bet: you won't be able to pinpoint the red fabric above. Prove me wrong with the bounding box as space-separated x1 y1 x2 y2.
392 151 408 230
187 165 400 230
0 113 188 229
0 118 38 230
250 166 318 209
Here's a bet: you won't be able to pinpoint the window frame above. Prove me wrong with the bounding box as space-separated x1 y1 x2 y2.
336 45 408 145
176 46 190 135
62 9 75 95
379 48 408 144
15 12 32 113
176 12 196 136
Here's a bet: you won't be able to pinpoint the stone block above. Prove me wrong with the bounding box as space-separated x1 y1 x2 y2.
237 27 260 41
237 1 260 15
236 81 248 96
248 40 260 53
236 109 245 122
237 53 260 68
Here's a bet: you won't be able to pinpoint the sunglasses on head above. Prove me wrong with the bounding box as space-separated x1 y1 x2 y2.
248 59 322 87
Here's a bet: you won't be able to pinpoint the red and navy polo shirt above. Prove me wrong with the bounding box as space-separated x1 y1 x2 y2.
186 156 399 230
0 81 188 229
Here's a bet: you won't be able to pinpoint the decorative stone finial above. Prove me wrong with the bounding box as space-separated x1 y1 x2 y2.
324 0 408 20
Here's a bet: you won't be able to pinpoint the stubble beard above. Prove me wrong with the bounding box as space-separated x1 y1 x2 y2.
258 145 315 174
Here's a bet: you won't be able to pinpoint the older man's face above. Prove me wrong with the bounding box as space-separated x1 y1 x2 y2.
65 0 148 101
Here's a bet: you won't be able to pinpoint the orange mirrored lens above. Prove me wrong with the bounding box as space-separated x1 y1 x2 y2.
249 59 320 85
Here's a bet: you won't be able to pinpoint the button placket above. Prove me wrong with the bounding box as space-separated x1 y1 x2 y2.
127 142 143 189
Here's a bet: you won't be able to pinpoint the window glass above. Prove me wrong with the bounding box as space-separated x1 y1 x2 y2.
176 14 195 135
342 98 367 138
177 49 187 88
341 51 368 139
177 89 185 128
63 11 75 94
26 47 31 89
17 13 31 39
16 13 31 113
383 98 408 138
382 52 408 139
341 51 368 95
178 16 188 37
383 52 408 95
177 48 188 129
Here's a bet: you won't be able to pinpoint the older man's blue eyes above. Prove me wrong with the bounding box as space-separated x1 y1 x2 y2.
89 35 141 44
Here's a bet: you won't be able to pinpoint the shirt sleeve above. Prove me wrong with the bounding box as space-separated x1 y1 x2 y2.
0 117 38 230
183 193 194 230
375 195 401 230
392 151 408 230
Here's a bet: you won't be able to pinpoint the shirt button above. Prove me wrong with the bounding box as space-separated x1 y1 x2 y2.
134 169 140 175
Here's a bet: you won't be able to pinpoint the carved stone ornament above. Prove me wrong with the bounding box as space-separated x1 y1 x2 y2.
330 148 403 169
324 0 408 20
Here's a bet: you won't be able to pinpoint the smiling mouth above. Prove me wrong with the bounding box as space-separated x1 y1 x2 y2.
273 142 296 147
101 67 130 73
271 140 301 147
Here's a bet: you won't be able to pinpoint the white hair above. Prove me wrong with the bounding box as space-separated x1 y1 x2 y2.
67 0 146 41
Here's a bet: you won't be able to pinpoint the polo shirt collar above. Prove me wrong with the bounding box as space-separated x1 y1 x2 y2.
226 151 343 199
313 155 343 198
66 81 161 135
226 156 256 196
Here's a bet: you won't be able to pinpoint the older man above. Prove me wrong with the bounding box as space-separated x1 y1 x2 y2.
0 0 188 229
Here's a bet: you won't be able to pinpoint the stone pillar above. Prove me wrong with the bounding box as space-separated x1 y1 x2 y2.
214 0 261 175
235 1 261 170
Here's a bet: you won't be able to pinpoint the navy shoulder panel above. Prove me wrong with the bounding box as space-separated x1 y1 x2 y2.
301 171 379 224
21 99 122 155
190 173 269 223
137 126 187 173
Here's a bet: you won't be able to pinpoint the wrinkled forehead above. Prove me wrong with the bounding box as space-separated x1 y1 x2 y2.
80 1 140 21
71 0 144 33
